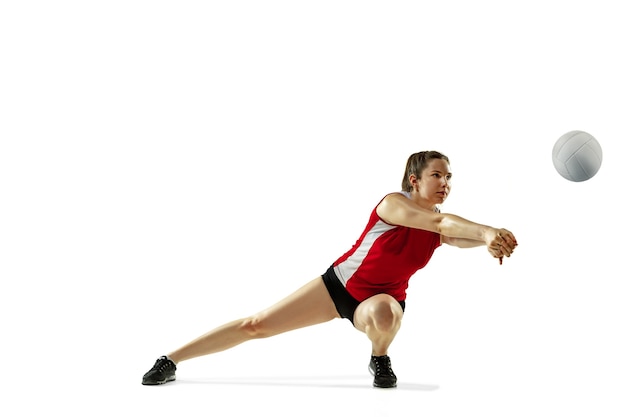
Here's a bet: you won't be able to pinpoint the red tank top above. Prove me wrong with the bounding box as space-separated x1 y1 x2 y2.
332 192 441 302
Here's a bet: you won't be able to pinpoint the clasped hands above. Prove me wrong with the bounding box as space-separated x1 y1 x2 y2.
487 228 517 265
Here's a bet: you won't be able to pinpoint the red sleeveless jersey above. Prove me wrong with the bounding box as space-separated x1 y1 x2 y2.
332 192 441 302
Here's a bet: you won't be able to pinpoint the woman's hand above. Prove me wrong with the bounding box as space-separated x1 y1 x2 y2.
486 228 517 264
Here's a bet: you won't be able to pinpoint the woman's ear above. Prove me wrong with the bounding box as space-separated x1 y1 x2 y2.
409 174 418 190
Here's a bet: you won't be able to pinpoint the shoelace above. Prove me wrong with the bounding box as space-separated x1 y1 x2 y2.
373 356 394 376
154 357 173 373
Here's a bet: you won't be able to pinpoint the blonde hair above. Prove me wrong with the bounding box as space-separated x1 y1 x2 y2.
401 151 450 192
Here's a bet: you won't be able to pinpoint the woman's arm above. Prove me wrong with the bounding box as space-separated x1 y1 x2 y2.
441 236 511 264
376 193 517 256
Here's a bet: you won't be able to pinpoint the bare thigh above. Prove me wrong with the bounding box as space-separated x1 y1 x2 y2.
249 276 341 337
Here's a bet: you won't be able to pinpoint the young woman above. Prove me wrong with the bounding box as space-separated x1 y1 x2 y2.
142 150 518 388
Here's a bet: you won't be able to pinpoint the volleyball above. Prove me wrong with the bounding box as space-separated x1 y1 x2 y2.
552 130 603 182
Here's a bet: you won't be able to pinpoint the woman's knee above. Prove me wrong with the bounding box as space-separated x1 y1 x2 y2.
360 296 403 332
239 313 273 338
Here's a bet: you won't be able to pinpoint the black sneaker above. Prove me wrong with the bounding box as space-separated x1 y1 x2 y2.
142 356 177 385
368 355 397 388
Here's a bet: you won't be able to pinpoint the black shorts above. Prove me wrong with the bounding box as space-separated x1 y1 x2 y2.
321 266 405 325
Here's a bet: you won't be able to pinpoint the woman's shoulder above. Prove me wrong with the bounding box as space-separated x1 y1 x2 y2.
374 191 411 222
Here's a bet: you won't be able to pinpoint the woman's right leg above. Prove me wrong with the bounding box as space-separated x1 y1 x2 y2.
352 293 404 388
167 276 340 363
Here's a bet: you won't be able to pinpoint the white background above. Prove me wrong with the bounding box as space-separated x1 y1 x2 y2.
1 1 624 416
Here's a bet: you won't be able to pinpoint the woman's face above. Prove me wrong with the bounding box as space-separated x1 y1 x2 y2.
416 158 452 205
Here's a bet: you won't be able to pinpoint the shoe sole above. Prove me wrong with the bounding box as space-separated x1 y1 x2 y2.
142 376 176 386
373 381 397 388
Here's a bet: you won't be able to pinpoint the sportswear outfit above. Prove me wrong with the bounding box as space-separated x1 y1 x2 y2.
322 191 441 323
